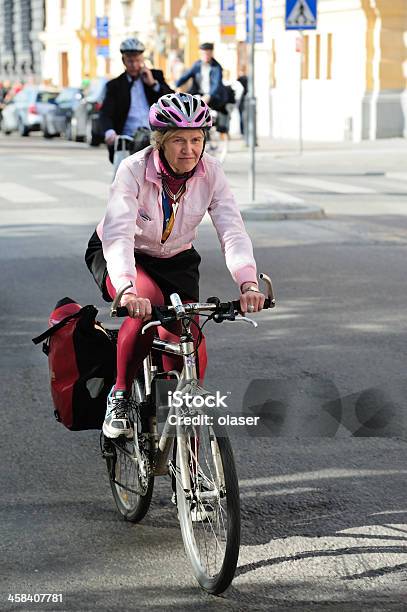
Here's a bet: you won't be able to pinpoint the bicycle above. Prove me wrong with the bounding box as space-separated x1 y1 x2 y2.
100 273 275 594
112 129 151 179
205 108 231 164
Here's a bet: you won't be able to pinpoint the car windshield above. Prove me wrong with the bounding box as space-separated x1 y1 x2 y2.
37 91 59 103
86 79 107 101
55 89 81 103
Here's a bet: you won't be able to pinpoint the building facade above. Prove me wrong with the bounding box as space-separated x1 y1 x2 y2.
181 0 407 140
0 0 45 83
11 0 406 140
38 0 182 88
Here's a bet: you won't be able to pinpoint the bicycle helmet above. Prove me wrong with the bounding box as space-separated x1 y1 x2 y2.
120 38 145 54
149 93 212 131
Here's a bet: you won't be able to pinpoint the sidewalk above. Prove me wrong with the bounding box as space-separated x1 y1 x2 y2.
224 136 407 220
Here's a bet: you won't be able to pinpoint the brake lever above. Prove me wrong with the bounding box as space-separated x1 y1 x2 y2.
110 281 133 317
141 320 162 334
234 315 258 328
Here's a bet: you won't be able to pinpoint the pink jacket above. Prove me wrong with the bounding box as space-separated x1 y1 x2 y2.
97 146 257 295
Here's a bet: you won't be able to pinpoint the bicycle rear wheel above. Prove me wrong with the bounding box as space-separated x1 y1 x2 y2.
175 411 240 594
103 376 154 522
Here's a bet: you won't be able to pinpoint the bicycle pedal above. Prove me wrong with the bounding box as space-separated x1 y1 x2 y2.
102 449 115 459
101 437 115 459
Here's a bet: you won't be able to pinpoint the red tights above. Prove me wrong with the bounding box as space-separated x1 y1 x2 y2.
106 268 207 392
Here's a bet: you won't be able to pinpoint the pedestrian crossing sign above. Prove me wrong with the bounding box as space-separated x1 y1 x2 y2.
286 0 317 30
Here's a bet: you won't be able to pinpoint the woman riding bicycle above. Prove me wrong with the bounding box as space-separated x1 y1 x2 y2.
85 92 265 439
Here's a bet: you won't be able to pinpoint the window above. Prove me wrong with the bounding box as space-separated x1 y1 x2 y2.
20 0 31 51
302 35 309 79
3 0 14 53
60 0 67 25
302 33 333 80
270 39 277 87
327 33 333 80
37 91 59 103
315 34 321 79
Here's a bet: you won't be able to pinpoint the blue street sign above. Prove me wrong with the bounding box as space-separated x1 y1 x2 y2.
97 46 109 58
246 0 263 43
220 0 236 41
221 0 235 16
96 16 109 57
285 0 317 30
96 16 109 38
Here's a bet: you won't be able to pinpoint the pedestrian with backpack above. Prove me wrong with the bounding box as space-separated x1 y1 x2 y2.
175 43 228 113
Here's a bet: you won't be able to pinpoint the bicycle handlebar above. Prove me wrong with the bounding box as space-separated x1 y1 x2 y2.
110 273 275 321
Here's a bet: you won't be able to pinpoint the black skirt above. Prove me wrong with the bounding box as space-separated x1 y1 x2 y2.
85 230 201 303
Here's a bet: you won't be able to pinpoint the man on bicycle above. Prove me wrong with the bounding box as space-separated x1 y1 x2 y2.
99 38 173 163
85 93 265 438
175 43 227 113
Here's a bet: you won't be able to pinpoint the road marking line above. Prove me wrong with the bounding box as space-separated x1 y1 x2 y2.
19 155 99 166
279 176 376 194
33 173 74 180
0 183 57 203
267 188 305 205
239 468 407 488
386 172 407 183
55 180 109 199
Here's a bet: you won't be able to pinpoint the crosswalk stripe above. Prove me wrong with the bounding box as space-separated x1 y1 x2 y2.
55 180 109 199
386 172 407 183
279 176 376 194
20 155 99 166
33 173 74 180
267 188 305 205
0 182 57 203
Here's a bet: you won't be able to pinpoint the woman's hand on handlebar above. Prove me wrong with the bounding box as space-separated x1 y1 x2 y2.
239 287 266 314
121 294 152 320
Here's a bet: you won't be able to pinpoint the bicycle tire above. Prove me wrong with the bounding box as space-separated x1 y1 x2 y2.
104 376 154 522
175 408 240 594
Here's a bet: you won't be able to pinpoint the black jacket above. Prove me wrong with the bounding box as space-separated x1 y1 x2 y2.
99 70 173 135
175 58 227 111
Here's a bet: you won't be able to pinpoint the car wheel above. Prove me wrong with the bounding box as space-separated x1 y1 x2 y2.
64 120 73 141
0 117 11 135
85 120 100 146
43 119 54 139
18 118 29 137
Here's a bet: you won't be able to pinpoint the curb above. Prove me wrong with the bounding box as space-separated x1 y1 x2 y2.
240 203 325 221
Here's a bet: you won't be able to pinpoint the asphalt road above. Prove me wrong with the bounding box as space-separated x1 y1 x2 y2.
0 134 406 611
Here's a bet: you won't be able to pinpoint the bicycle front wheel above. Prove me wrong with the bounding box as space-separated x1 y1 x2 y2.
103 376 154 522
175 412 240 594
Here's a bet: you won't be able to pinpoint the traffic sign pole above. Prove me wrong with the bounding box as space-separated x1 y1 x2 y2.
285 1 318 155
248 0 256 202
299 30 303 155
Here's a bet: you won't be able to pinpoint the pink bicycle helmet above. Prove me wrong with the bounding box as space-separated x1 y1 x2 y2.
149 93 212 131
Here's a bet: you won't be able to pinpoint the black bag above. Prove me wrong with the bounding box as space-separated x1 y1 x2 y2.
224 85 236 105
32 298 115 431
132 127 151 152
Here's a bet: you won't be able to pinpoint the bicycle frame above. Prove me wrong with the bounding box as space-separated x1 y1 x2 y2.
143 321 210 496
110 273 275 496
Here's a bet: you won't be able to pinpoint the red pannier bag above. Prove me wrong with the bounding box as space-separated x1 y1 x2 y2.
32 298 115 430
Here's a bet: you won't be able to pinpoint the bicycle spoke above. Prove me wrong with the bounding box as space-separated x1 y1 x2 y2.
176 420 238 587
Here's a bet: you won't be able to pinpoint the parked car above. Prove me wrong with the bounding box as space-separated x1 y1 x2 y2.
42 87 84 139
71 77 107 146
0 86 59 136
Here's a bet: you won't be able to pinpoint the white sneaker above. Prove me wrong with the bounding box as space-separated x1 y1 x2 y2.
102 388 133 439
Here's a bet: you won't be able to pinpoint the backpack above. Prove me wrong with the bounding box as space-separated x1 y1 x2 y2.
224 85 236 105
32 298 115 431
